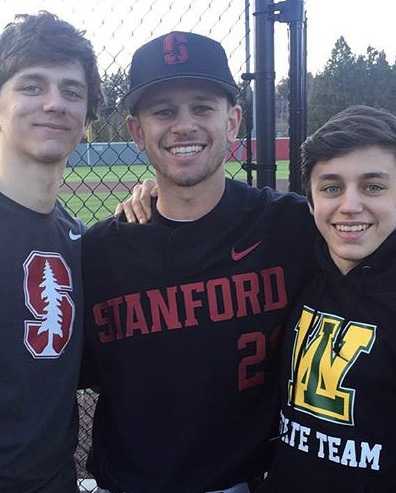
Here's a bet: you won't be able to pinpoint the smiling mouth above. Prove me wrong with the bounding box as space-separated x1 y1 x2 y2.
34 123 69 131
333 223 371 232
167 144 206 156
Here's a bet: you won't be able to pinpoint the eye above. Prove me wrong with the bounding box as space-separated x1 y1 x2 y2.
20 84 41 95
153 108 174 118
364 183 385 194
321 184 341 194
194 105 213 114
63 88 84 100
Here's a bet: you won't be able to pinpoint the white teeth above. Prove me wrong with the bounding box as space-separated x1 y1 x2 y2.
169 145 204 155
335 224 370 232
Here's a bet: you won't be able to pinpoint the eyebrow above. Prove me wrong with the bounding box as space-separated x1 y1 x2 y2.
360 172 390 180
146 94 219 107
61 79 87 91
318 172 390 181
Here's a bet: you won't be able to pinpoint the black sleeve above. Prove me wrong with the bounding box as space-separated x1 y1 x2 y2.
78 337 100 390
78 221 108 390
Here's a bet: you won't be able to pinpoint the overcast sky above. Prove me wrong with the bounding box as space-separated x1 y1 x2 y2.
0 0 394 82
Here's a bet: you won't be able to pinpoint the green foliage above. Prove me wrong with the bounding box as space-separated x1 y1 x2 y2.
275 73 314 137
88 69 130 142
308 37 396 133
102 68 129 113
236 81 254 139
275 77 289 137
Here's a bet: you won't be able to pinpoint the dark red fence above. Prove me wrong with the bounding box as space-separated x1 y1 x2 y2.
229 138 289 161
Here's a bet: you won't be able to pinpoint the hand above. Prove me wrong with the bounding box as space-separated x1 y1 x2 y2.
114 179 158 223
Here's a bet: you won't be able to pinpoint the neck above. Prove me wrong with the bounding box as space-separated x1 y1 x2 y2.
156 168 226 221
0 153 65 213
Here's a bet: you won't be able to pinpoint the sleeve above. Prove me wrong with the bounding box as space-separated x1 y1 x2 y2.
78 223 103 390
78 336 100 390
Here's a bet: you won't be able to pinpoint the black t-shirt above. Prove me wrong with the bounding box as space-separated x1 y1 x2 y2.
82 179 316 493
0 192 84 493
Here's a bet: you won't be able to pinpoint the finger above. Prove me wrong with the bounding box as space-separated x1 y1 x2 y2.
122 197 148 224
114 199 139 223
140 179 156 220
122 200 139 223
150 184 159 198
118 183 145 223
114 202 123 216
130 195 149 224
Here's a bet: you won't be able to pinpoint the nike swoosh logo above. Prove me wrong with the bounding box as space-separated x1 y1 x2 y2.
69 230 82 241
231 241 262 261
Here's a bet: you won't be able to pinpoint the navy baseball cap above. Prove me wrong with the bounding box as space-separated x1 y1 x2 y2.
124 31 239 113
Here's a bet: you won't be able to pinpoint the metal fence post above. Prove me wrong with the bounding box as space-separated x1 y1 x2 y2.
288 0 307 194
242 0 255 186
254 0 276 189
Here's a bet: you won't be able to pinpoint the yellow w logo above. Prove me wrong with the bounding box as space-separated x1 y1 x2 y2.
288 307 376 425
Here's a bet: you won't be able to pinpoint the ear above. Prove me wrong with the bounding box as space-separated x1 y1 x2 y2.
308 201 314 215
127 116 145 151
226 104 242 144
83 122 91 142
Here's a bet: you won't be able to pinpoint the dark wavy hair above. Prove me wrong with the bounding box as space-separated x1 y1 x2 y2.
302 105 396 204
0 11 103 122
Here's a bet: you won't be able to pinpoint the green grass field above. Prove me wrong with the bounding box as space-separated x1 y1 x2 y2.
60 161 290 225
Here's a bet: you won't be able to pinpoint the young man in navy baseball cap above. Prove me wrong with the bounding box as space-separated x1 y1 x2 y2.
124 32 241 217
125 31 239 112
83 31 315 493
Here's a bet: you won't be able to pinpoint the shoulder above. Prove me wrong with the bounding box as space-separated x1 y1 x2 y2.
83 215 118 245
54 201 86 235
81 216 120 275
82 213 154 251
226 178 306 205
226 179 311 222
262 187 311 222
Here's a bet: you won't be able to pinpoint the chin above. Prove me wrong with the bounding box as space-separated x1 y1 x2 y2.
171 168 221 187
35 146 71 164
38 154 67 165
173 176 202 187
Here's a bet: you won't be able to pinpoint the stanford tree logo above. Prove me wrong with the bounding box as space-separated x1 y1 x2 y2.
23 251 75 359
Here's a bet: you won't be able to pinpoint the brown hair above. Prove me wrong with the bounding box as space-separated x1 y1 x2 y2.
0 11 103 122
301 105 396 203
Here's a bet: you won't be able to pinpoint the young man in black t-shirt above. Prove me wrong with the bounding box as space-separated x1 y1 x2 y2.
0 12 101 493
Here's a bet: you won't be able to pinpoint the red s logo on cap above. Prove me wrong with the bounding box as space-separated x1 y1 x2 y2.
163 32 189 65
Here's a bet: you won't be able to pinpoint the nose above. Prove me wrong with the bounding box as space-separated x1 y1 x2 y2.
170 108 198 136
42 87 66 114
339 187 364 214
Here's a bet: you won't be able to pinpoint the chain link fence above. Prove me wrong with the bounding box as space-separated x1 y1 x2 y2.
0 1 252 491
55 0 253 227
